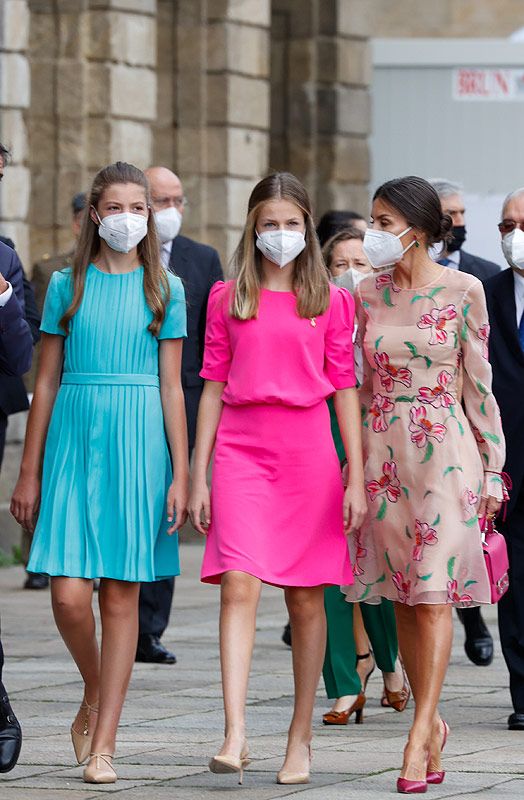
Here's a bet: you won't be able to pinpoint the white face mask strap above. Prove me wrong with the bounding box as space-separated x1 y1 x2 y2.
91 205 102 225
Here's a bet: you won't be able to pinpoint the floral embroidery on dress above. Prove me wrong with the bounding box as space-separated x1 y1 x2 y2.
477 323 490 360
392 570 411 602
417 304 457 344
369 393 395 432
376 273 400 292
408 406 447 448
374 352 412 392
352 531 367 576
447 579 472 604
412 519 439 561
417 370 455 408
366 460 401 503
461 488 479 524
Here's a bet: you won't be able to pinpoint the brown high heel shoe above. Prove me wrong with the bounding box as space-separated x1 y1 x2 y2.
71 697 98 764
356 651 375 693
322 692 366 725
209 742 250 785
384 662 411 712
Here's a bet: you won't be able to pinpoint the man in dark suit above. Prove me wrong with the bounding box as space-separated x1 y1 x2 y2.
431 179 501 281
0 142 33 771
484 187 524 730
430 178 501 667
135 167 223 664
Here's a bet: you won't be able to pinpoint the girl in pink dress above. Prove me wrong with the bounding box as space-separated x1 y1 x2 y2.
189 173 366 785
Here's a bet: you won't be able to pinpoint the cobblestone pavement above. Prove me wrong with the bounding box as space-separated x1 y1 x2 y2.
0 543 523 799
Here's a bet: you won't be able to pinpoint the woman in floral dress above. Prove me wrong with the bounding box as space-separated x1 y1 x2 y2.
343 176 508 793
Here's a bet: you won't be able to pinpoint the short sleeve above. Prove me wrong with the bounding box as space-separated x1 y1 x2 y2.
158 273 187 340
40 270 71 336
200 281 232 382
324 286 357 389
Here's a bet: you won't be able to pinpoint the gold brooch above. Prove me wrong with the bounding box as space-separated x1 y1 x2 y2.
310 317 316 327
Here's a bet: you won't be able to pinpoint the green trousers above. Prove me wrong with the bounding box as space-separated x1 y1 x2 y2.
323 587 398 698
323 399 398 699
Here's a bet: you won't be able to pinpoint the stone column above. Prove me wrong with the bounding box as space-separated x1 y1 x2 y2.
0 0 31 268
204 1 271 260
270 0 371 219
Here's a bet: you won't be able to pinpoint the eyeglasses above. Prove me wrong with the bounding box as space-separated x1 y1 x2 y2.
152 196 188 211
498 219 524 234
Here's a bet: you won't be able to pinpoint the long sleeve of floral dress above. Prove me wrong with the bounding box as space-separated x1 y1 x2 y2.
460 279 508 502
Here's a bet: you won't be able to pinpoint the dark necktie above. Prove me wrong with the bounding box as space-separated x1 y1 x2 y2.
438 258 451 266
519 310 524 352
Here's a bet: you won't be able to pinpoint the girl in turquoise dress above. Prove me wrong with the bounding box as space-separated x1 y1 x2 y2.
11 162 188 784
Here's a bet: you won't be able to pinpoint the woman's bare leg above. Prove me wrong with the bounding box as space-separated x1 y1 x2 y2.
280 585 326 774
90 579 140 754
217 571 262 758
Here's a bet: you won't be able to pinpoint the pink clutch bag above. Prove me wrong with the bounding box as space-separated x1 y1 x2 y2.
480 516 509 603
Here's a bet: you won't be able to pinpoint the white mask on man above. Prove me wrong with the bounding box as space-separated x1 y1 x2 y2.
154 206 182 244
501 227 524 270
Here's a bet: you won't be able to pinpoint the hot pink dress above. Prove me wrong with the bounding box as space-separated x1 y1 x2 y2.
200 280 356 587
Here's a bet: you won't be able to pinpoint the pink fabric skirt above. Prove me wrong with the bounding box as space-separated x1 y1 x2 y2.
201 402 353 587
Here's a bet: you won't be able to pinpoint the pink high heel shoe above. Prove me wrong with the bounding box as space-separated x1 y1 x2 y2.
396 747 430 794
426 720 450 785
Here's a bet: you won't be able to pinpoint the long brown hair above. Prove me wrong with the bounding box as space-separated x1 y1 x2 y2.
232 172 329 319
59 161 170 336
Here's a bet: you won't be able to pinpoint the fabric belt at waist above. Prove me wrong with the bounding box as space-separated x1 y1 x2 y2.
61 373 159 387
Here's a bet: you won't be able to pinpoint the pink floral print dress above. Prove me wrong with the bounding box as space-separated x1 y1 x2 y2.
343 267 507 607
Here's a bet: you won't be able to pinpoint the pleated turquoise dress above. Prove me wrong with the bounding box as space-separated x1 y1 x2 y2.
27 264 187 582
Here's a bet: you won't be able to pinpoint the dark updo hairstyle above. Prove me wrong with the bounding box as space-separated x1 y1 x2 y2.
316 209 365 247
373 176 452 248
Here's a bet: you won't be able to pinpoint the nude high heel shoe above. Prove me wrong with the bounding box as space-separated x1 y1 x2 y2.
209 742 250 784
83 752 116 784
70 698 98 764
276 744 311 785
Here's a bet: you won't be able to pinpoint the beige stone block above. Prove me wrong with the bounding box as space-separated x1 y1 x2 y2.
337 38 371 86
288 38 316 83
56 169 86 227
29 226 55 272
0 165 30 219
29 60 55 116
152 127 175 169
208 74 270 129
58 7 88 58
110 64 156 120
337 86 370 135
27 116 56 168
2 0 30 50
209 0 270 28
337 0 374 38
57 117 87 166
228 177 253 226
110 120 152 168
87 118 112 168
206 127 268 178
0 110 28 162
56 62 88 118
0 53 30 109
333 134 369 183
86 11 156 67
205 176 229 227
272 0 315 37
208 22 269 78
318 182 370 218
28 10 55 59
87 62 111 115
29 169 55 227
156 71 175 125
177 128 205 175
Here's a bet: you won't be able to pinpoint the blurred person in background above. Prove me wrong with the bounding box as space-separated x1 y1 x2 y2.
0 141 33 774
135 167 223 665
484 187 524 730
431 178 500 667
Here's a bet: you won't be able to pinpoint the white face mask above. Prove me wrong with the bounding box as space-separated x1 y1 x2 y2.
363 226 414 269
94 209 148 254
154 206 182 244
256 229 306 268
501 227 524 270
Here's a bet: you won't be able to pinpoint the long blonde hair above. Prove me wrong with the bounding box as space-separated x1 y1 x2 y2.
59 161 170 336
232 172 329 319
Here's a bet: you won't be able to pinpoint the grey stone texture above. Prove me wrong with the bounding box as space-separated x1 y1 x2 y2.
1 544 524 798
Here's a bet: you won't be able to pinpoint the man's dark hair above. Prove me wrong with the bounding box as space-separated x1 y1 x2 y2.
71 192 87 215
316 210 365 247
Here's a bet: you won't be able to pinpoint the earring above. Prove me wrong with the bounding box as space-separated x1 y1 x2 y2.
413 235 420 248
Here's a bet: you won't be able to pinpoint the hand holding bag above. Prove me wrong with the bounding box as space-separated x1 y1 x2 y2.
480 515 509 603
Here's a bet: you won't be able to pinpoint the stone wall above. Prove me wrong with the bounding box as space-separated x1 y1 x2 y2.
370 0 524 38
0 0 31 267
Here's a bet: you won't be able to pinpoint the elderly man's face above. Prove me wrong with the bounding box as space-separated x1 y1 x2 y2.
499 195 524 239
441 193 465 226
